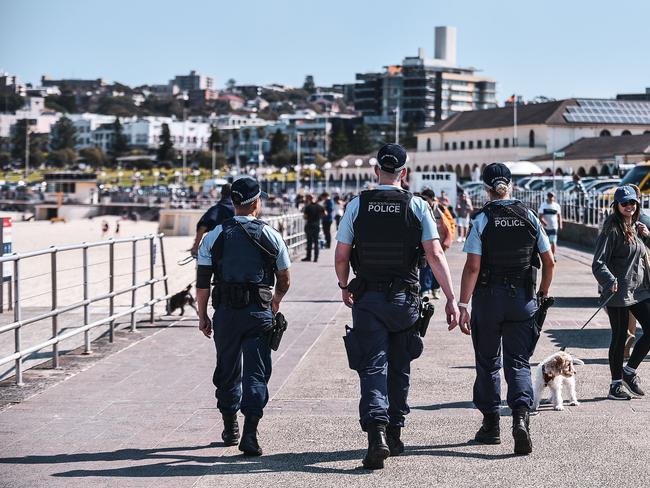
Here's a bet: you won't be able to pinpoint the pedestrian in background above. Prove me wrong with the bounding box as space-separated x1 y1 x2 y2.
456 191 474 243
592 185 650 400
320 192 334 249
538 191 562 259
302 194 323 262
190 184 234 257
334 196 344 229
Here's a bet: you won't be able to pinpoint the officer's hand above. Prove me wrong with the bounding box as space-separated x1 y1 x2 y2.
458 308 472 335
342 289 354 308
637 223 649 238
189 244 199 258
198 316 212 338
611 282 618 294
445 299 460 330
271 296 281 314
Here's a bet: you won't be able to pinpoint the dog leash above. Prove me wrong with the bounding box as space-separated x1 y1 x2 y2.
177 255 196 266
560 291 615 352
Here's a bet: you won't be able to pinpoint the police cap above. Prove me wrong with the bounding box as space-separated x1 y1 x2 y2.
482 163 512 190
377 143 408 173
231 176 268 205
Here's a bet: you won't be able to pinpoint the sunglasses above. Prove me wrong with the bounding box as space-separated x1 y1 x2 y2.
620 200 637 208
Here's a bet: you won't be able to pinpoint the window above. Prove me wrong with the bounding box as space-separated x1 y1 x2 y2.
427 138 431 151
460 141 465 150
529 130 535 148
486 139 491 148
444 142 449 151
452 142 457 150
495 139 500 148
504 138 509 148
477 140 482 149
469 141 474 149
622 130 632 136
600 129 611 137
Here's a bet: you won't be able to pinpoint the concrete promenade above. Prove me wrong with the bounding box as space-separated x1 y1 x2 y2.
1 241 649 487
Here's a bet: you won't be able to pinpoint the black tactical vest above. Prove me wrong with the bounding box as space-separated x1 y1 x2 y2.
352 189 422 284
211 218 277 287
479 201 537 276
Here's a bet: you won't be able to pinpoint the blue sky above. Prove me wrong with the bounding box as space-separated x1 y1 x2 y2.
1 0 649 103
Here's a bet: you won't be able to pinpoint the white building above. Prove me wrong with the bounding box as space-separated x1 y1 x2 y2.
413 99 650 178
0 96 61 138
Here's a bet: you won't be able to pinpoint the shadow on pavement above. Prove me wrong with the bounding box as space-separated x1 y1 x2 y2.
412 401 474 411
0 440 520 478
545 328 611 350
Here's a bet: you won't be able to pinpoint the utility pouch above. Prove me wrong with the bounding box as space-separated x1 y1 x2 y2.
268 312 288 351
347 277 367 300
407 330 424 360
257 287 273 309
343 325 362 371
211 286 221 309
417 298 435 338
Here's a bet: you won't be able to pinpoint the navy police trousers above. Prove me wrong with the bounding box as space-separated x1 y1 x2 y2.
351 291 420 430
212 303 273 418
471 285 539 414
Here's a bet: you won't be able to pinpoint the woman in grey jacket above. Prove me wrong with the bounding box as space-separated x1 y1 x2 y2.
592 185 650 400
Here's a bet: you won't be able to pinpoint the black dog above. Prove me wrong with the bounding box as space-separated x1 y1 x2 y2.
167 284 198 316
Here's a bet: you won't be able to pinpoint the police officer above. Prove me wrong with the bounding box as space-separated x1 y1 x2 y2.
334 143 459 470
453 163 555 455
196 176 291 456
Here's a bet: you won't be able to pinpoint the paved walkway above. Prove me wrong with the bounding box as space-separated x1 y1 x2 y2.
1 243 649 487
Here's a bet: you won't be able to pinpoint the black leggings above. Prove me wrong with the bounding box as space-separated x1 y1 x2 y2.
606 300 650 380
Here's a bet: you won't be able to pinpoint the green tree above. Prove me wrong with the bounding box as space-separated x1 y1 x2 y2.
269 129 288 160
329 124 349 160
48 148 77 167
195 150 227 169
226 78 237 92
46 90 78 113
79 147 106 166
157 123 175 162
350 123 374 154
111 117 129 157
50 116 77 150
208 125 224 151
2 94 24 113
303 75 316 94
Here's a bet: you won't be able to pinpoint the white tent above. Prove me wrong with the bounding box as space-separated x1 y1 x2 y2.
502 161 544 176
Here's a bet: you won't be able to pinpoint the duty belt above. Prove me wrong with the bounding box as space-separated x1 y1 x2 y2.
365 281 420 294
487 274 528 288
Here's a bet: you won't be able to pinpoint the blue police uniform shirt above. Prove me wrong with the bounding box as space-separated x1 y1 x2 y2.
198 216 291 270
463 200 551 255
336 185 440 244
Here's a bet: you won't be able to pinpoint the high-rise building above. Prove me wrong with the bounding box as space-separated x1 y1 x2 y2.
354 26 497 131
170 70 214 92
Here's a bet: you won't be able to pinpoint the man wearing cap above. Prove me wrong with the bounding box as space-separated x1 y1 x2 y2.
190 183 234 257
453 162 555 455
335 143 459 470
196 176 291 456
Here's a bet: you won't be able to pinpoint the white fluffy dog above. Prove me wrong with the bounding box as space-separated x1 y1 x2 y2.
533 351 584 411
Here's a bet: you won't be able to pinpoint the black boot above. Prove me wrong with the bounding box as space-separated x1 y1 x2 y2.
362 423 390 470
474 412 501 444
512 408 532 455
221 413 239 446
238 416 262 456
386 425 404 456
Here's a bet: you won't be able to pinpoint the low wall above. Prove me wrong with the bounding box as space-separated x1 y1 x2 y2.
559 221 600 250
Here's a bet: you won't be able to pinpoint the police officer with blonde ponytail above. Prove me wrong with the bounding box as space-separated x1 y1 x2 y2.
452 163 555 455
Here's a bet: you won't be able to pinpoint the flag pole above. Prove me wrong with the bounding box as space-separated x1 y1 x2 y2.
513 95 518 148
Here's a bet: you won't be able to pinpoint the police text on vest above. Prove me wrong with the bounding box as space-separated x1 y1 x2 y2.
368 202 401 213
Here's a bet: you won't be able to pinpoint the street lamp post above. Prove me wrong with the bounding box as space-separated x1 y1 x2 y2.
153 170 160 187
354 158 363 193
294 164 301 194
369 158 377 184
323 161 332 192
280 167 288 192
340 160 348 193
308 163 316 191
265 167 273 194
118 171 124 186
193 169 201 187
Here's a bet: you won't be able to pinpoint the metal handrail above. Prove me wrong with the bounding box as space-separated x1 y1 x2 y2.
0 233 169 385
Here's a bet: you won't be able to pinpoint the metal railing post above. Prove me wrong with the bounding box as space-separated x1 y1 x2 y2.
13 259 23 386
109 240 115 342
51 248 59 369
82 245 91 354
130 240 137 332
159 235 169 297
149 237 155 323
